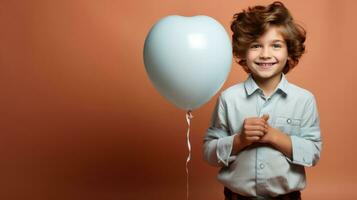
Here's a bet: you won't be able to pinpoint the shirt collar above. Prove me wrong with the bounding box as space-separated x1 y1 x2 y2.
244 74 260 96
244 73 289 97
277 73 289 96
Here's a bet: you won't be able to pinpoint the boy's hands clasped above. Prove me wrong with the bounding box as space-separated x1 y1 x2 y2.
232 113 283 154
239 114 277 147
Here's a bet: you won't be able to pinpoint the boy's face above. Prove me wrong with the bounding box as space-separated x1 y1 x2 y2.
245 26 288 80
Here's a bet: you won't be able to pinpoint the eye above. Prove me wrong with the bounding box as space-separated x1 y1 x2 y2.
250 44 262 49
272 43 282 48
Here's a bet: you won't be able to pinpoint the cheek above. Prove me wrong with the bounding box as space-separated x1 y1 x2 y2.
276 51 288 61
246 51 259 62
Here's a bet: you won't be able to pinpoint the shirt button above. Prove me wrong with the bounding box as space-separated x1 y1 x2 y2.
287 118 292 124
259 163 265 169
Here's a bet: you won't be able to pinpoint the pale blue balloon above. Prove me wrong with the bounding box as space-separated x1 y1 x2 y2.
143 15 232 110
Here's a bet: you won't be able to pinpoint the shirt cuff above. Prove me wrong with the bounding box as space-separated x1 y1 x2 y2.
286 135 313 167
216 134 236 166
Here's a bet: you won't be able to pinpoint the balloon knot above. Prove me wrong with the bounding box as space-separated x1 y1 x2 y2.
187 110 194 119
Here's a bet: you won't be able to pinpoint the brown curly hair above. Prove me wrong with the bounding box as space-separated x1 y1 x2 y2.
230 1 306 74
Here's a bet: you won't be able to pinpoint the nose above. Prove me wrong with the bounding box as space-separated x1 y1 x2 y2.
259 47 271 59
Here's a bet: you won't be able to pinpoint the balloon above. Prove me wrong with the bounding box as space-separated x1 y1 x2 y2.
143 15 232 110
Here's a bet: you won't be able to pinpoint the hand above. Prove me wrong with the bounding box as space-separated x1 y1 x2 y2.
239 116 268 147
258 114 293 159
258 114 277 144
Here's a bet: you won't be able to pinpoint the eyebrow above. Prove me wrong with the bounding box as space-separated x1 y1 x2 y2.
251 39 285 44
271 39 285 43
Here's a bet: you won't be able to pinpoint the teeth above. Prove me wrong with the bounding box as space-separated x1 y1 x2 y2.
257 63 275 66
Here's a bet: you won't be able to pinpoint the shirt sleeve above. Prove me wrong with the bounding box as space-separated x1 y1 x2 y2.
287 94 322 167
203 94 237 167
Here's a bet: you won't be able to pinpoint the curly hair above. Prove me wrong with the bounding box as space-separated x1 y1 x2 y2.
230 1 306 74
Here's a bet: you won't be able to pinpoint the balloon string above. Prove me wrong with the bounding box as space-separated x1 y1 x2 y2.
185 110 193 200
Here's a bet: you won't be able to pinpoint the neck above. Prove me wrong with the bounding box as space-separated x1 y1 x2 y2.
252 73 282 97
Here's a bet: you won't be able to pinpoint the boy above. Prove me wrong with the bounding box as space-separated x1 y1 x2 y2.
203 2 322 200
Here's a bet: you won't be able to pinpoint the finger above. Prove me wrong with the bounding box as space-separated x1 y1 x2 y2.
261 114 270 121
245 130 265 137
245 117 265 122
246 136 261 142
244 125 267 133
245 119 267 127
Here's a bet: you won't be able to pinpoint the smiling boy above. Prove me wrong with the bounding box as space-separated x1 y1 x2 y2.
203 2 322 200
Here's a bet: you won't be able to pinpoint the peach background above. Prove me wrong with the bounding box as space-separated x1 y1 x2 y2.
1 0 356 200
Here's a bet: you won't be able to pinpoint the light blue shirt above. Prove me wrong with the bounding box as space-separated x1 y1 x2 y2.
203 73 322 198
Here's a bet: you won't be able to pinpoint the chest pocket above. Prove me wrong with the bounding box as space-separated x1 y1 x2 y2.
274 116 301 135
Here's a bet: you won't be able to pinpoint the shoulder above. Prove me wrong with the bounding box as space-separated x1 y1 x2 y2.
287 82 316 103
219 82 246 104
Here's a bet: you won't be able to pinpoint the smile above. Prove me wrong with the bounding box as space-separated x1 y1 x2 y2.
254 62 278 67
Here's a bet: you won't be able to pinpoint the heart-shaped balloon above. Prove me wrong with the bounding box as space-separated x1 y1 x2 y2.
143 15 232 110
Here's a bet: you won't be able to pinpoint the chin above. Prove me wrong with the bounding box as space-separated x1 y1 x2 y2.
254 71 276 79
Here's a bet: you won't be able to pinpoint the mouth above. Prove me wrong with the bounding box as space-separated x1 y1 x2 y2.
254 62 278 69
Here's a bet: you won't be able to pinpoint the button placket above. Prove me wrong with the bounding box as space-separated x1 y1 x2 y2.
257 94 270 117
